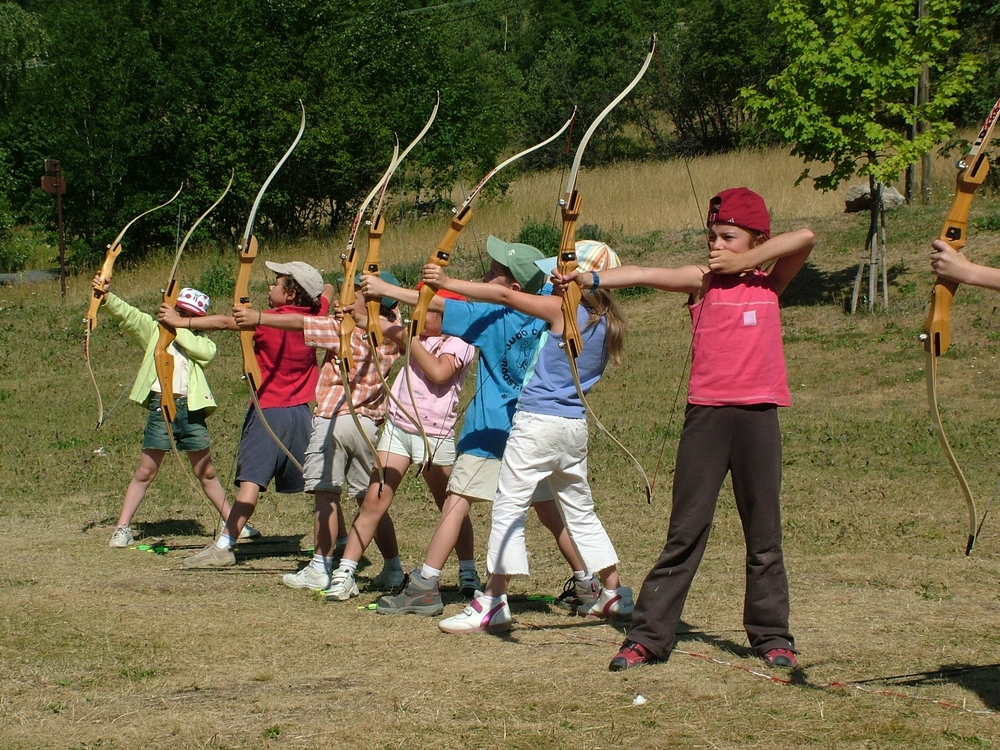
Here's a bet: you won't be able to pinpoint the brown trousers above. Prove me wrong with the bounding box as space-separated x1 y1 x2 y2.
627 404 795 659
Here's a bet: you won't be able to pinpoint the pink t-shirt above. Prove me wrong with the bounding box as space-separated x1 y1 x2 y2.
687 271 791 407
252 298 330 409
389 335 475 438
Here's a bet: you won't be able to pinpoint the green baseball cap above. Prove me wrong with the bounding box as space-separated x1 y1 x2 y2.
486 236 546 294
352 270 401 309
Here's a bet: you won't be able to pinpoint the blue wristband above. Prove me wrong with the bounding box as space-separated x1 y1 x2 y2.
588 271 600 295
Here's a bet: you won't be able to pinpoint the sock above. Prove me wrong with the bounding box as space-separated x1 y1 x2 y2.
216 534 235 550
458 559 477 572
573 570 590 582
383 555 403 572
420 564 442 581
335 536 348 549
339 558 359 574
310 554 331 575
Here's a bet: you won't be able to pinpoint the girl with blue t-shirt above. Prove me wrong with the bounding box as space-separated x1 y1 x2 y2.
422 249 633 635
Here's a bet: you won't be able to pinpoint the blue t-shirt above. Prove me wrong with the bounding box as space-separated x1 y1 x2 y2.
517 305 607 420
441 299 546 458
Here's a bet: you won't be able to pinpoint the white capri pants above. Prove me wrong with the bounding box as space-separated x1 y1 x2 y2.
487 410 619 576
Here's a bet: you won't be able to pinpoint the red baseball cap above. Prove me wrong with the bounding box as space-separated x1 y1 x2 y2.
706 187 770 239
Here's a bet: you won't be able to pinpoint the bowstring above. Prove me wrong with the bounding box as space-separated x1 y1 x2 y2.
647 143 705 498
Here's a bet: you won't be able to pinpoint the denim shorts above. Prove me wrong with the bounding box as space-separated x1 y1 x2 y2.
142 394 211 452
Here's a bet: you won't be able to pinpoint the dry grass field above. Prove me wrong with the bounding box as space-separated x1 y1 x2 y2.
2 149 1000 749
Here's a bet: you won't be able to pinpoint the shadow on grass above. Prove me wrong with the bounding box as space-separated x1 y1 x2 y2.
780 260 906 309
138 518 209 538
873 663 1000 711
233 535 306 561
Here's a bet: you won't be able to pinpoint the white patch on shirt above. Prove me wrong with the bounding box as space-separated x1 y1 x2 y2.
743 309 757 326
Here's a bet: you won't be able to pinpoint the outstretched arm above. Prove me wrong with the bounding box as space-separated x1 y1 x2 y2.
422 265 562 328
360 275 445 312
558 264 706 296
931 238 1000 291
159 305 238 331
231 307 307 331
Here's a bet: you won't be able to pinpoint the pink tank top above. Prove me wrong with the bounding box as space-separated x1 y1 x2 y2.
687 271 791 407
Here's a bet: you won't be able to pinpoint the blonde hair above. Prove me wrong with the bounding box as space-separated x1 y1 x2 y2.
581 289 625 365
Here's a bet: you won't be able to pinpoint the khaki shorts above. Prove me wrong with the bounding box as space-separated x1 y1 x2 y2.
377 419 457 467
446 453 553 504
302 414 377 500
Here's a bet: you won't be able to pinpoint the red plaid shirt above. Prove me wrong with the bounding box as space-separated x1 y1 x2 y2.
303 316 400 421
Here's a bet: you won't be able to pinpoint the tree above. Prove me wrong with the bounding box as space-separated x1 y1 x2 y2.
742 0 977 311
656 0 783 151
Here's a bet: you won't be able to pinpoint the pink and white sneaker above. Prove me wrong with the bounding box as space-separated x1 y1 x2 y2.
438 592 512 634
577 586 634 619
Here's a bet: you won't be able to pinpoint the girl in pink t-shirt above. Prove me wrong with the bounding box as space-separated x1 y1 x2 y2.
324 293 476 601
561 187 814 673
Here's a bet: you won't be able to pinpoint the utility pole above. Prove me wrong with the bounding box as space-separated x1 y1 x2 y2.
40 159 67 298
918 0 931 203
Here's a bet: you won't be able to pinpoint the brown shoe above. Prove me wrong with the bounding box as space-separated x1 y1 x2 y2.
182 542 235 569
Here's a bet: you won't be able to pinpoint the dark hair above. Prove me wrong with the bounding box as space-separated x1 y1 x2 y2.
281 276 321 312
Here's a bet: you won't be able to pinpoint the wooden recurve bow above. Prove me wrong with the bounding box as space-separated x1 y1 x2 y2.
920 94 1000 555
85 185 183 429
558 35 656 502
233 101 307 472
154 173 234 482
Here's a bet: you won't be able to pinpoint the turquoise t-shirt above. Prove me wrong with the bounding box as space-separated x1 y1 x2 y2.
441 300 546 458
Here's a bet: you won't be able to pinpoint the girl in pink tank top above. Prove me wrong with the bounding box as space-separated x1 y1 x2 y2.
559 187 814 673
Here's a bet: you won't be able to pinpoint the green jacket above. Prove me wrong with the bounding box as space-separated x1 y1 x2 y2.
104 293 218 415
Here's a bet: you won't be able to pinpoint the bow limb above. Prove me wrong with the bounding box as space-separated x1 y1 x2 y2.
409 109 577 336
925 349 977 555
85 184 183 429
557 37 656 501
920 94 1000 555
234 102 307 473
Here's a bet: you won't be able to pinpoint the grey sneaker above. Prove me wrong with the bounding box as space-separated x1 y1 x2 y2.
282 566 330 591
458 568 482 597
555 575 600 611
239 524 261 540
182 542 235 569
324 568 359 601
109 525 134 548
370 566 405 591
577 586 634 619
376 571 444 616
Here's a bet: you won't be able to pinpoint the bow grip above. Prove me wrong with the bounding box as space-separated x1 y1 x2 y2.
156 278 181 424
923 154 992 357
410 207 473 337
365 216 386 346
559 191 584 358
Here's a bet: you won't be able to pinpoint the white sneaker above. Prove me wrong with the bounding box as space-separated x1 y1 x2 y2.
109 525 134 548
438 592 512 634
324 568 359 601
282 566 330 591
239 524 261 540
371 566 405 591
577 586 634 619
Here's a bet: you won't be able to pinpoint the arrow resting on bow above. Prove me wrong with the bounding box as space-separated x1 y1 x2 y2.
558 34 656 502
920 93 1000 556
234 101 307 473
85 185 183 429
